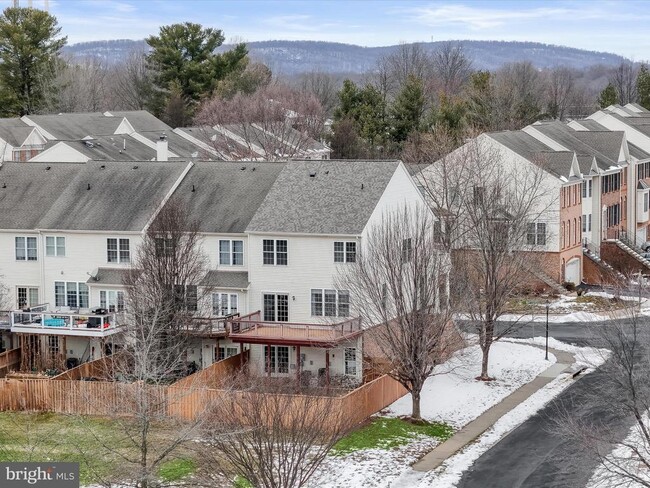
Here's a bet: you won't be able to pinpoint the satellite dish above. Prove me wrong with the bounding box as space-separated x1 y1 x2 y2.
89 268 99 281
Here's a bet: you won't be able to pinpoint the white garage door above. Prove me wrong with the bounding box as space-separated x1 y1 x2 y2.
565 257 581 285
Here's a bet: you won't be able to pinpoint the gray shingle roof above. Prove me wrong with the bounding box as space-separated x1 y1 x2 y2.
25 113 124 139
0 163 83 229
530 151 575 178
487 131 555 163
570 131 625 164
530 122 616 170
0 120 37 147
173 161 285 233
107 110 172 132
86 267 129 285
71 135 156 161
200 271 249 289
629 142 650 161
575 119 609 131
37 161 189 231
246 160 400 235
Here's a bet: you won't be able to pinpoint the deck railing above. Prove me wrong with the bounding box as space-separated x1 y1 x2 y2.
227 312 363 340
11 309 119 334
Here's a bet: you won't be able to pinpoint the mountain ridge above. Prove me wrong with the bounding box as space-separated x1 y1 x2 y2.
63 39 628 75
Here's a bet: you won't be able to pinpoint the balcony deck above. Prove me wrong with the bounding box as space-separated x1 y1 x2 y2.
11 306 121 337
227 311 363 346
0 311 10 330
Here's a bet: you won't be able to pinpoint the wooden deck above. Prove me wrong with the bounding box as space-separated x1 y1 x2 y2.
227 312 363 346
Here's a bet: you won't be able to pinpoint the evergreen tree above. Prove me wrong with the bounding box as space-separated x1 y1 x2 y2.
598 83 618 108
0 7 66 116
146 22 247 124
465 70 495 130
390 75 425 143
637 64 650 110
334 79 388 150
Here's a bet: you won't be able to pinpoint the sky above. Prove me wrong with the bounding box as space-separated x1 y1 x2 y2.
9 0 650 59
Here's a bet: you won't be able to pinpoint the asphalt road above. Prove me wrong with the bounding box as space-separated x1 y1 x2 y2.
456 321 635 488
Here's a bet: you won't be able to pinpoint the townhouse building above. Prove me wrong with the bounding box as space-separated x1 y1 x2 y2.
0 159 440 386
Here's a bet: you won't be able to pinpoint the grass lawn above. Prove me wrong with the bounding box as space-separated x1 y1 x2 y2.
331 417 454 456
0 412 199 486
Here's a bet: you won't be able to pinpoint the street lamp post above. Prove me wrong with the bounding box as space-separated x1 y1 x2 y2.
545 300 549 361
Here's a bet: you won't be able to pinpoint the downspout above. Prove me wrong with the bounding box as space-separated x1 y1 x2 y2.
38 230 45 306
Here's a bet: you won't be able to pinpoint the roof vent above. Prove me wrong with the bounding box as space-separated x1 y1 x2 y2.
100 164 105 169
325 170 329 175
309 171 317 178
192 184 196 192
252 167 256 171
84 141 94 148
133 165 139 169
361 183 364 190
87 183 91 191
241 166 246 170
2 183 5 189
45 166 51 170
159 133 167 141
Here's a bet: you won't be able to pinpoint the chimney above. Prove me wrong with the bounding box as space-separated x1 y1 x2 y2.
156 134 168 162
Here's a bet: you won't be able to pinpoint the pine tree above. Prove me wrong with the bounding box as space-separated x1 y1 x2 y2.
598 83 618 109
334 80 388 150
0 7 66 116
637 64 650 110
390 75 425 143
146 22 247 124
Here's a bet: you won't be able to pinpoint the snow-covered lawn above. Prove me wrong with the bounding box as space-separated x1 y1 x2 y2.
310 340 598 488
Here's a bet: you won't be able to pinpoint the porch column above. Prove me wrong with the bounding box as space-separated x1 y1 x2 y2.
325 349 330 389
240 342 244 368
296 345 301 387
267 343 271 377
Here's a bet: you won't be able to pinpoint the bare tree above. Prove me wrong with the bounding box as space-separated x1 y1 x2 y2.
81 198 215 488
431 42 473 97
196 84 326 161
546 66 575 120
557 306 650 488
612 61 638 105
338 206 459 419
200 375 348 488
492 62 543 129
376 43 434 99
417 137 552 380
110 49 155 110
297 71 339 116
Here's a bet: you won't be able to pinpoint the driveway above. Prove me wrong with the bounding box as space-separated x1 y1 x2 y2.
456 320 635 488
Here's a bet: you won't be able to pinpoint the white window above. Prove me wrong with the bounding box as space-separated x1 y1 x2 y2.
99 290 124 312
582 215 587 232
107 238 130 263
345 347 357 376
219 240 244 266
311 289 350 317
174 285 198 312
588 214 592 232
218 346 239 361
263 345 289 373
263 293 288 321
334 241 357 263
526 223 546 245
15 236 37 261
45 236 65 257
155 237 174 257
262 239 287 265
645 193 649 213
55 281 88 308
212 292 239 316
17 287 39 309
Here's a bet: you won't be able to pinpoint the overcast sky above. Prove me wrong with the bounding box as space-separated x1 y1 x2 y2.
13 0 650 59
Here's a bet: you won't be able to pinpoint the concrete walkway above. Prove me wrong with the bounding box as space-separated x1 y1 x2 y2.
411 345 575 472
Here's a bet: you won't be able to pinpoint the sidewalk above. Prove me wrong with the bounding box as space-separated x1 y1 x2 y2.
411 345 575 472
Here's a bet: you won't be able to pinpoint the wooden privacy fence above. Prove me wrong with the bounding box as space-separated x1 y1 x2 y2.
0 348 20 378
171 350 249 389
52 353 124 381
0 372 407 430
